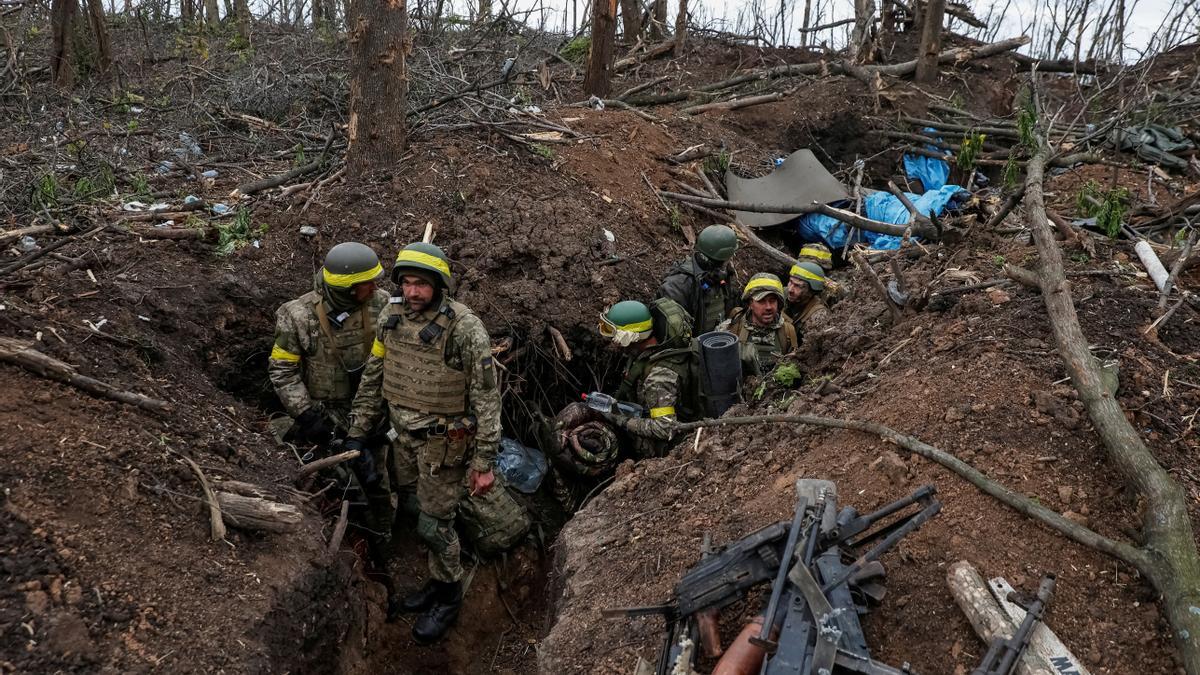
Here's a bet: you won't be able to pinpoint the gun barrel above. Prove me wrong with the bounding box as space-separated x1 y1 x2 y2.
755 496 810 648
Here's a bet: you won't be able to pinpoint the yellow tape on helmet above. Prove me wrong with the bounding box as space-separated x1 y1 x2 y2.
799 245 832 260
744 276 785 294
322 263 383 288
789 265 824 283
395 249 451 277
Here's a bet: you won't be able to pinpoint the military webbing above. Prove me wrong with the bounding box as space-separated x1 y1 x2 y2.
315 298 374 371
381 300 470 414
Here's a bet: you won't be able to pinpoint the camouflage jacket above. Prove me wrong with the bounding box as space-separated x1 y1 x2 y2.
785 296 830 338
269 288 390 429
349 296 501 472
656 255 737 335
615 349 689 458
724 309 798 375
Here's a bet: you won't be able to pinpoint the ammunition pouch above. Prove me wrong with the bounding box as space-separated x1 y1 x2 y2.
415 416 477 468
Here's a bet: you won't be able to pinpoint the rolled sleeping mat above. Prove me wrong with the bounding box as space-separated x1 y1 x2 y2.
698 331 742 418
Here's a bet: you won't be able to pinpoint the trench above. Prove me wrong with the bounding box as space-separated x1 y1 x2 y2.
206 301 626 674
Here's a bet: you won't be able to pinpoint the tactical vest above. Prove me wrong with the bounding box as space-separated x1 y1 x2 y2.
303 291 377 404
729 308 798 371
617 346 702 423
380 299 471 415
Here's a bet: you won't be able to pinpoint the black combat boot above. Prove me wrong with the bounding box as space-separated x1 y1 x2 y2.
399 580 441 614
411 581 463 645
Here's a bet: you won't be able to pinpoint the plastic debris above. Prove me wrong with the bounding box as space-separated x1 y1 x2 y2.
299 225 318 237
211 203 231 215
175 132 202 160
200 169 218 178
155 220 175 228
183 195 201 205
155 160 175 174
122 201 148 211
589 96 605 111
603 228 615 242
495 437 548 493
18 236 39 252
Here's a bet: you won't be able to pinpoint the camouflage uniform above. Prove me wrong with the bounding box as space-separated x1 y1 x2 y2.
657 254 738 335
724 308 798 375
786 297 831 337
269 282 396 543
349 295 517 582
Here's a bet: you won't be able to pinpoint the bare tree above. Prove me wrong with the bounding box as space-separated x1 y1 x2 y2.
619 0 641 38
346 0 409 175
914 0 945 81
235 0 251 40
650 0 667 39
180 0 195 23
49 0 76 89
848 0 875 61
204 0 218 27
584 0 617 95
675 0 687 50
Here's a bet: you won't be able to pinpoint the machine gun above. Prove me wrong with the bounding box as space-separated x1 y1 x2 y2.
604 480 942 675
972 575 1056 675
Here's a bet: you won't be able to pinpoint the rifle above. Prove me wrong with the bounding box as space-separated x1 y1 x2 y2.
972 575 1056 675
604 481 941 675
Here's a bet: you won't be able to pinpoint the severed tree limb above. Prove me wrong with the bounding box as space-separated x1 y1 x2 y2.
658 191 937 239
1024 131 1200 673
670 413 1144 565
729 219 796 267
0 337 170 413
853 252 904 323
234 130 335 197
176 453 227 542
327 499 350 555
985 185 1026 229
295 449 361 479
679 92 786 116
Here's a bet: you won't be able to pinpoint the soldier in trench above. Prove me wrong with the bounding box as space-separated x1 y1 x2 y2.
785 260 833 337
656 224 741 335
720 272 798 376
347 241 517 644
267 242 400 598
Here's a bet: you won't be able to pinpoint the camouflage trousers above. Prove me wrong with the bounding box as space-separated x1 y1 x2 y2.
392 430 530 583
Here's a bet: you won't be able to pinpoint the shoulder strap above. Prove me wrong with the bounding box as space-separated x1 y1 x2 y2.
781 320 798 352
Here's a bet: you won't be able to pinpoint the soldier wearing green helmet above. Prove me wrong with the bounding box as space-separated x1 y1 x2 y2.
657 224 740 335
348 241 518 644
721 272 798 375
598 297 702 458
268 241 399 607
786 260 832 336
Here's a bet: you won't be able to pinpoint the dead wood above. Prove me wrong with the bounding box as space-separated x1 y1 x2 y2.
657 190 937 239
295 449 361 479
0 337 170 413
613 40 675 71
618 75 671 100
215 491 303 533
853 252 903 323
946 562 1057 675
327 499 350 555
679 92 786 116
902 146 1102 168
985 185 1026 228
235 131 335 197
1160 229 1197 308
1024 131 1200 673
0 224 56 244
885 180 934 231
729 220 796 268
549 325 573 361
177 454 227 542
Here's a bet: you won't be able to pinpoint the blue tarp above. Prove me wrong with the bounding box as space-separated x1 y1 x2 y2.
796 184 968 251
903 127 951 191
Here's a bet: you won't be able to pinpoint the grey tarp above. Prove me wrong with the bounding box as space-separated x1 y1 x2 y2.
725 149 850 229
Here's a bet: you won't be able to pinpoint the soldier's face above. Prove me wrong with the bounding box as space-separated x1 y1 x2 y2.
351 281 377 302
401 275 436 311
749 295 780 326
787 278 812 304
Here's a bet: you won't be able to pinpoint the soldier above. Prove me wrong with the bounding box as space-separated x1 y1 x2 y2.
599 298 700 458
797 242 847 303
267 242 397 584
657 224 739 335
722 273 797 375
785 261 832 336
347 241 501 645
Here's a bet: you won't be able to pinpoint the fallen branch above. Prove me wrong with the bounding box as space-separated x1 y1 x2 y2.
946 561 1061 675
0 224 56 244
549 325 573 361
853 252 904 323
177 453 227 542
1024 127 1200 672
0 337 170 413
234 130 335 197
327 499 350 555
295 449 362 479
215 491 303 533
680 92 786 116
729 220 796 267
985 185 1027 229
1160 229 1197 308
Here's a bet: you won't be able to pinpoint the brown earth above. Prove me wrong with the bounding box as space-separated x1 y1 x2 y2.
3 21 1199 675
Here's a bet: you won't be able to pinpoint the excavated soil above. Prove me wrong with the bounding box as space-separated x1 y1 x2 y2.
3 23 1199 675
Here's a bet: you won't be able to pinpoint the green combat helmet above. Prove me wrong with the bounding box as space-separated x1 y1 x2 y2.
798 243 834 273
788 261 826 292
599 300 654 347
742 272 786 302
392 242 453 290
696 224 738 262
322 242 384 289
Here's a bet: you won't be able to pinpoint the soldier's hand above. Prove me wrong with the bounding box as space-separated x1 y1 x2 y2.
468 468 495 497
295 407 334 446
345 438 379 486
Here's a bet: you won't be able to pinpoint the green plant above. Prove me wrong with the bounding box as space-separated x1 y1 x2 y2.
293 144 306 167
126 119 139 132
215 208 267 256
530 143 555 160
1070 251 1091 264
703 151 732 175
1017 103 1037 150
753 381 767 400
773 363 802 387
31 173 59 209
957 131 987 171
992 254 1006 267
669 206 682 231
1077 180 1129 238
1003 154 1021 189
129 173 151 197
560 36 591 64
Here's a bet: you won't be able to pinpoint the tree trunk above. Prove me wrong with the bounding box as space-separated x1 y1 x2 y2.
649 0 666 39
346 0 409 176
203 0 218 24
50 0 77 90
913 0 944 82
848 0 875 63
477 0 490 21
180 0 194 22
674 0 686 51
1024 136 1200 674
618 0 640 38
213 491 303 533
222 0 233 20
311 0 323 25
234 0 251 40
85 0 112 75
583 0 618 97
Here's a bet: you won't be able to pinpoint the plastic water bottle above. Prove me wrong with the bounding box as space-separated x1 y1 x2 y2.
495 437 548 494
18 236 38 252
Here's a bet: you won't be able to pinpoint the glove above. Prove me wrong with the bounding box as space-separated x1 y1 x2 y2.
294 407 334 445
344 438 379 486
600 410 629 431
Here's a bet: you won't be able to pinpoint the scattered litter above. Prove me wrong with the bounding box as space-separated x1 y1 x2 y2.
200 169 219 179
299 225 318 237
252 240 261 249
130 106 144 114
83 318 108 331
86 269 97 284
603 228 615 242
495 437 547 493
183 195 202 205
155 220 175 228
17 236 39 252
522 105 543 114
1109 124 1195 170
903 128 951 192
588 96 605 111
174 132 202 160
137 315 152 322
211 203 231 215
798 184 968 250
155 160 175 174
122 201 148 211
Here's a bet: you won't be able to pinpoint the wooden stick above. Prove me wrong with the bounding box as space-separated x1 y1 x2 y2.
178 454 227 542
729 220 796 267
946 561 1058 675
295 449 361 479
215 491 302 533
548 326 573 361
985 186 1027 229
853 252 903 323
1159 229 1197 308
327 499 350 555
0 337 170 412
0 224 56 244
234 130 335 196
680 92 786 116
